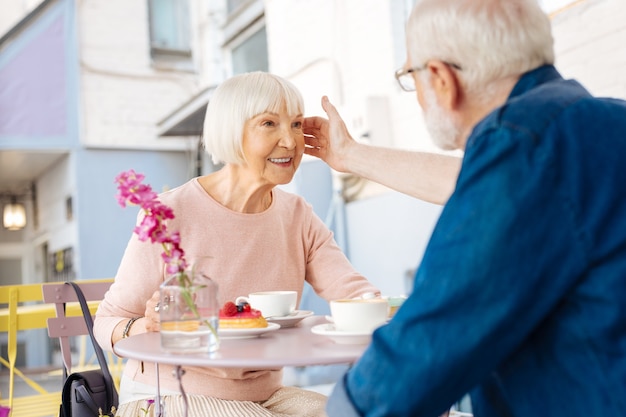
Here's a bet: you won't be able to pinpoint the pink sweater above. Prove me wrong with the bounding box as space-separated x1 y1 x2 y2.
94 178 378 401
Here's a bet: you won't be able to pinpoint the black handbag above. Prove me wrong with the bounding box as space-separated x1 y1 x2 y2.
59 282 119 417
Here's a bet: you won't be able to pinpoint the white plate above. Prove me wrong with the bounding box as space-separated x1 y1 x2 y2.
218 322 280 339
266 310 314 328
310 323 372 345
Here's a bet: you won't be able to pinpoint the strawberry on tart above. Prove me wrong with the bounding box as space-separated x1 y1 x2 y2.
219 301 268 329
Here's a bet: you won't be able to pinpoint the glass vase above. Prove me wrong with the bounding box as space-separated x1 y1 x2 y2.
159 270 220 353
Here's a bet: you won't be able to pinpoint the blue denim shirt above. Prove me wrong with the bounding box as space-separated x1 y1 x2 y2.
326 65 626 417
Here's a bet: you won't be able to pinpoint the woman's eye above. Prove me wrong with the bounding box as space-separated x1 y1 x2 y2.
262 120 275 127
292 121 302 129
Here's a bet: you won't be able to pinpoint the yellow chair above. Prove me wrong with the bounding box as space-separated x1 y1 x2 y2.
0 279 113 417
0 283 56 417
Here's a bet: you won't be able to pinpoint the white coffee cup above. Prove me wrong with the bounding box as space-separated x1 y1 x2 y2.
330 298 389 333
235 291 297 318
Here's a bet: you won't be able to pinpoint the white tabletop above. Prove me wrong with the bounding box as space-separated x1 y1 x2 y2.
114 316 367 368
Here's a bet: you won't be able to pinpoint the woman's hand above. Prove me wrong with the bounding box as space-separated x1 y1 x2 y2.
143 290 161 332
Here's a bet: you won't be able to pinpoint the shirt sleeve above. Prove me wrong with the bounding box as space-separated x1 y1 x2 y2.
329 126 586 416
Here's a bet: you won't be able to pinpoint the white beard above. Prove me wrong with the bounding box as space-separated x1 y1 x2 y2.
422 85 461 151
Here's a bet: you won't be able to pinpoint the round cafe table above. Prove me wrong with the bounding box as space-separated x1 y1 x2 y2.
114 315 366 367
113 315 368 416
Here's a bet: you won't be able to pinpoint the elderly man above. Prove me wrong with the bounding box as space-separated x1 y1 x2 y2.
303 0 626 416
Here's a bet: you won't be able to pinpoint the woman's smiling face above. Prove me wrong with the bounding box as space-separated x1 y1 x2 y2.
241 103 304 187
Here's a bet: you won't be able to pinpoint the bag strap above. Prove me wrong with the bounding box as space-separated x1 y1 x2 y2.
65 282 117 411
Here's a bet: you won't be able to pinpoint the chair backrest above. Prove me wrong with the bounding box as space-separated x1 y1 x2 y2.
42 280 113 375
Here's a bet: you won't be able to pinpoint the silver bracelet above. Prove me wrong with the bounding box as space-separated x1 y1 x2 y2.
122 316 142 339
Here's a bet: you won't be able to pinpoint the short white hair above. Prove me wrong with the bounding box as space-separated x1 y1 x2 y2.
407 0 554 94
203 72 304 165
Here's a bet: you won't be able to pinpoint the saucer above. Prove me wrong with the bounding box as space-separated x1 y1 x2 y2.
310 323 372 345
266 310 314 328
218 322 280 339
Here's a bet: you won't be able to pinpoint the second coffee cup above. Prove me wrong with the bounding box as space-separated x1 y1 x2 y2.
330 298 389 333
235 290 297 318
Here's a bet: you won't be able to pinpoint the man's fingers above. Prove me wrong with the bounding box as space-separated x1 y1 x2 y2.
304 146 322 159
303 126 323 137
303 116 326 132
321 96 340 119
321 96 349 131
304 135 321 146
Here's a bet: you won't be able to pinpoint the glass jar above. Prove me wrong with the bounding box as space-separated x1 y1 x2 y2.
159 270 220 353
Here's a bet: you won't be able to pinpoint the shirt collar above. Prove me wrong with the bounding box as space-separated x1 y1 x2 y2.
508 64 562 100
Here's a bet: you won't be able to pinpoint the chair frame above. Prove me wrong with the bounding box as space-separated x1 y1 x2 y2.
42 281 113 377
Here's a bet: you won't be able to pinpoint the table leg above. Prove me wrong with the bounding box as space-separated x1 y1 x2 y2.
175 366 188 417
155 363 163 417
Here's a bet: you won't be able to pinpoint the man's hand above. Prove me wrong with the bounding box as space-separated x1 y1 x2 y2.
303 96 356 173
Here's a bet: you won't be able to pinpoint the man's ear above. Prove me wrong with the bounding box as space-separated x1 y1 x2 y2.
425 60 462 111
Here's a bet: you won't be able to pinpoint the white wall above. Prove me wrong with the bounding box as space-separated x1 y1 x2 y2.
0 0 45 37
551 0 626 99
78 0 199 150
346 190 442 296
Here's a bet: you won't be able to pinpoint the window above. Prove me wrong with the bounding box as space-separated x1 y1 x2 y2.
148 0 191 59
227 0 248 15
231 26 268 74
223 0 268 75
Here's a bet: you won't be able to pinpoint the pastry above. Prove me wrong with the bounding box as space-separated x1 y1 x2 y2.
219 301 268 329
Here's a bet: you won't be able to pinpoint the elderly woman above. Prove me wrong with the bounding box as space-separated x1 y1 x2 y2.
94 72 379 417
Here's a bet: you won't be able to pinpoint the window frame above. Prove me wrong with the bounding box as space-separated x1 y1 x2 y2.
147 0 193 66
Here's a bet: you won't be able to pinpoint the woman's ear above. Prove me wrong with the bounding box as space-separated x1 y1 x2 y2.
425 60 462 111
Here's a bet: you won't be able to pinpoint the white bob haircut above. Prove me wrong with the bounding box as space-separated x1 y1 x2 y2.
407 0 554 94
203 71 304 165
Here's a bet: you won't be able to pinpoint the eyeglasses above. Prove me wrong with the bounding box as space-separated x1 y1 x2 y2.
394 61 462 92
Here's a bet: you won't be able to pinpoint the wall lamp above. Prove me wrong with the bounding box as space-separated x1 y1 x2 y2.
3 196 26 231
1 184 36 231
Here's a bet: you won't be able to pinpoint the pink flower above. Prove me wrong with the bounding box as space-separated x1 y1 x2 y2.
115 170 158 207
134 215 159 241
115 171 218 342
162 246 188 274
115 170 187 275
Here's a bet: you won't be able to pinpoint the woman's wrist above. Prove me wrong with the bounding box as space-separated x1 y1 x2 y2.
122 316 142 339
